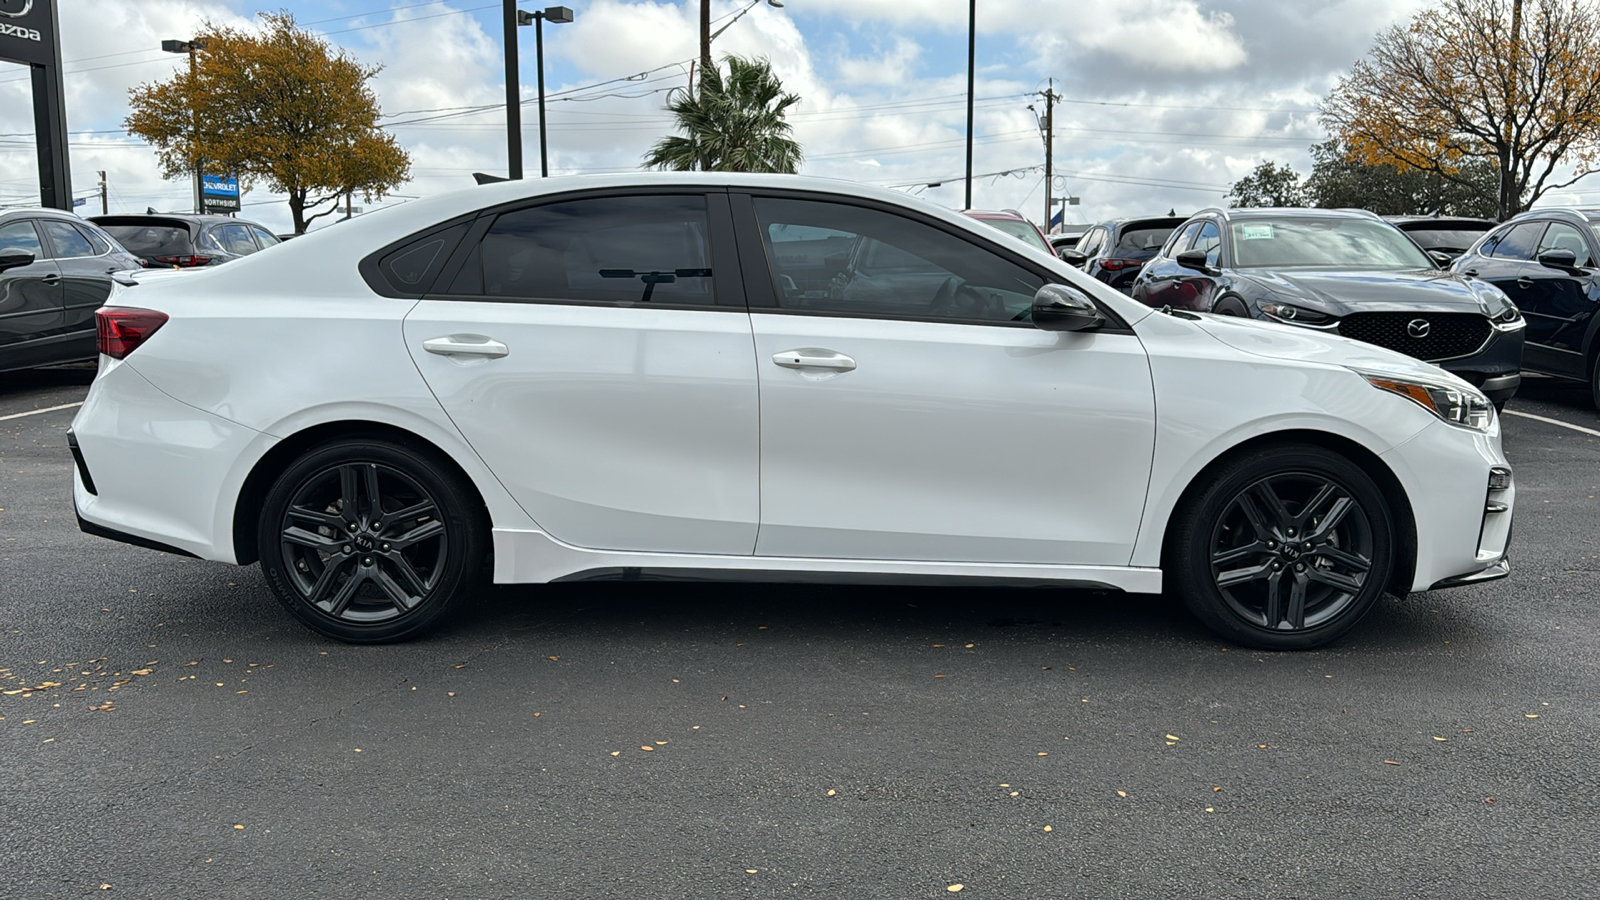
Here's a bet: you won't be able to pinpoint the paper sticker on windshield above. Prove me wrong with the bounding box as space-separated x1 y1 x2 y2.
1239 224 1275 240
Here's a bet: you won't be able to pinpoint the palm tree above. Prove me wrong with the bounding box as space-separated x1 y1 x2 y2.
644 55 802 173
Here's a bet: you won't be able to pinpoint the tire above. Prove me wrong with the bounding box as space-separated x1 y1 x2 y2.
1212 296 1248 317
1591 358 1600 410
257 436 486 643
1165 444 1395 650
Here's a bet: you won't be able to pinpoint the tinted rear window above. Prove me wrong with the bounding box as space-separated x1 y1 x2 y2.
100 224 192 257
1114 227 1177 254
1401 228 1492 252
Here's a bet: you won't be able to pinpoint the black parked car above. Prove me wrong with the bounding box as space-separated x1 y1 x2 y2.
1131 207 1525 405
88 214 280 268
1451 207 1600 406
1060 216 1185 292
0 208 143 374
1387 215 1498 263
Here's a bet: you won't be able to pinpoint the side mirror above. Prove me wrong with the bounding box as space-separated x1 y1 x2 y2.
0 247 35 272
1175 249 1213 273
1031 283 1106 333
1537 248 1580 272
1427 249 1455 267
1056 248 1088 267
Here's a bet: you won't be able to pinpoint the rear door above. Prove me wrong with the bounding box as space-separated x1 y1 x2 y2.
0 219 63 362
403 190 761 555
37 219 116 349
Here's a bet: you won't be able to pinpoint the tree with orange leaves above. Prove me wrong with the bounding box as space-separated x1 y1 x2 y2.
1322 0 1600 221
125 13 410 234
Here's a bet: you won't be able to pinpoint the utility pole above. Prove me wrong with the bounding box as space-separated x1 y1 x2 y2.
1038 79 1061 229
97 170 107 215
502 0 524 179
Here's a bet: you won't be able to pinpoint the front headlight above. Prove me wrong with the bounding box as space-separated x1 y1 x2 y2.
1259 301 1336 326
1359 371 1494 432
1467 279 1524 328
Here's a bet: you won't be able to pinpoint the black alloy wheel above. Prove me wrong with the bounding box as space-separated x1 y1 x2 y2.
1167 444 1394 650
258 437 484 643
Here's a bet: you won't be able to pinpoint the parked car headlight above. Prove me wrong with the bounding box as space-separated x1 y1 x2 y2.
1358 370 1493 432
1258 301 1335 326
1467 280 1524 328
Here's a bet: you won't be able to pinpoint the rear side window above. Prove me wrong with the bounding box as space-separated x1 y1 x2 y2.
371 222 472 295
41 220 95 258
459 195 715 307
74 224 112 256
1490 222 1545 260
100 224 193 258
0 220 43 255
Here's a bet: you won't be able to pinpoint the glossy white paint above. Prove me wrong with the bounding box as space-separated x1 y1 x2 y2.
68 173 1514 599
403 301 761 554
750 312 1155 564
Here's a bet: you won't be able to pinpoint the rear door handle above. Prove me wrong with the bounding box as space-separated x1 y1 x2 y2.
422 334 509 358
41 274 61 284
772 348 856 371
1517 276 1536 289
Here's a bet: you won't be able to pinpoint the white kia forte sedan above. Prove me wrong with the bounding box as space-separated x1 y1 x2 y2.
69 174 1514 649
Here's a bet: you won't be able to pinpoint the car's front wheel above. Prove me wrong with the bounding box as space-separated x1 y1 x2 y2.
1166 444 1395 650
257 436 485 643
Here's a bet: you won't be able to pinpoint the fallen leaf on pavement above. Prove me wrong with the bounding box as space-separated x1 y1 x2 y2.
1116 790 1127 797
1384 760 1399 765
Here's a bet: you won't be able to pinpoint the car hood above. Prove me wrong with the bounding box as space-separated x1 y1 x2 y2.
1186 310 1471 387
1243 267 1491 316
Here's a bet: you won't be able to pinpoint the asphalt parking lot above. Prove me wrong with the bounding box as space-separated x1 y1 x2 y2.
3 365 1598 899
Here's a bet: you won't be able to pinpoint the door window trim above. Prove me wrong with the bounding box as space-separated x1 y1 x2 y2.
730 189 1133 333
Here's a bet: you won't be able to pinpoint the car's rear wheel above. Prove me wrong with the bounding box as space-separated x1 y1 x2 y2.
257 436 485 643
1166 444 1394 650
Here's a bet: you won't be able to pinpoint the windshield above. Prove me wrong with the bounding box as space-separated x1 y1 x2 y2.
982 218 1052 255
1230 217 1434 269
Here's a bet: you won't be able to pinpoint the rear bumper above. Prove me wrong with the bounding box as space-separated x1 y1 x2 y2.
70 358 274 563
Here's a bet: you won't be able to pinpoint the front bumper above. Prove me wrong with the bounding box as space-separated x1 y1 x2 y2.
1382 420 1515 592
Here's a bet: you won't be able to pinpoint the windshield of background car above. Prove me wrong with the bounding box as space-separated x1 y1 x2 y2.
1113 227 1176 256
983 218 1052 255
1229 218 1434 269
99 224 193 258
1401 228 1493 252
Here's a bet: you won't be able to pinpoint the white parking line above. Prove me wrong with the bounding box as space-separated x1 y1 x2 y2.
0 401 83 422
1505 409 1600 439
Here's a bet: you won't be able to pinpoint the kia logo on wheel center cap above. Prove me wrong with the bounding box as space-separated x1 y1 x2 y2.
1407 319 1431 339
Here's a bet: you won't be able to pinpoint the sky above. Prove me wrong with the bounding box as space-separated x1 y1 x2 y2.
3 0 1595 234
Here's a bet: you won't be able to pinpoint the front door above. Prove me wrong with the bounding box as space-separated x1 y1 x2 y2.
738 194 1156 566
405 191 761 555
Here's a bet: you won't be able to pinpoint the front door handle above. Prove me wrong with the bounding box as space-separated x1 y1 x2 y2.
772 348 856 371
422 334 509 358
1462 269 1479 277
1517 276 1536 289
41 274 61 285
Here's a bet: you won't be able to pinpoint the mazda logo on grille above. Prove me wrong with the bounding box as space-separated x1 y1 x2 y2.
0 0 33 19
1407 319 1431 339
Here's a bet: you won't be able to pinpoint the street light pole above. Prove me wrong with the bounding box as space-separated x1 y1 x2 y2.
531 7 573 178
161 39 206 212
502 0 524 179
964 0 975 209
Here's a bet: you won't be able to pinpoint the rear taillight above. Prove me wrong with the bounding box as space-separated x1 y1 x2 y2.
151 255 211 267
96 307 169 359
1100 258 1144 271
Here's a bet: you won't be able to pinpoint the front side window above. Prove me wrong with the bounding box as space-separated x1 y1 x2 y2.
1536 222 1593 267
1229 217 1433 269
1164 222 1202 257
460 195 714 307
755 197 1045 324
1195 221 1222 266
1489 222 1546 260
40 220 94 258
249 226 281 248
0 220 43 256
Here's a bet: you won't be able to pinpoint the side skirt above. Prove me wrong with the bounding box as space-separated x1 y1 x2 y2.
491 528 1163 594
